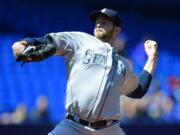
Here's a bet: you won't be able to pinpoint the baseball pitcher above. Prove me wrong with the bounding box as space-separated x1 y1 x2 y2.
12 8 158 135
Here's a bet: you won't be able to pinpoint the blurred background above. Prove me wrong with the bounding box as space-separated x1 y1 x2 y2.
0 0 180 135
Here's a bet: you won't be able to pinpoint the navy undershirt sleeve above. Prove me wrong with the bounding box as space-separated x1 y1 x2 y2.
127 70 152 99
23 37 45 46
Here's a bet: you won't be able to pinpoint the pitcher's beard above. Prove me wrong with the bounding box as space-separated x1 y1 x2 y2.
95 31 106 40
95 30 112 41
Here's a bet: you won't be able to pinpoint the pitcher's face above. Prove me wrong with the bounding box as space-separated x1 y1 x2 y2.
94 16 115 40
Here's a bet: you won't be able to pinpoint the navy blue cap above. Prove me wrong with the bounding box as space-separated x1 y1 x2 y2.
90 8 121 27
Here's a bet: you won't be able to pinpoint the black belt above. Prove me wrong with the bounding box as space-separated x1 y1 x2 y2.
66 114 117 129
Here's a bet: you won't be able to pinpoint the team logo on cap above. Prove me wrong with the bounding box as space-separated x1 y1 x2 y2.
101 8 107 13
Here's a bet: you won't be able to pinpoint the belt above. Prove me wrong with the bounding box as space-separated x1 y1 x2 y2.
66 114 117 129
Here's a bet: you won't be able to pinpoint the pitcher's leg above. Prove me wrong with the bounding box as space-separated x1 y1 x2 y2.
48 119 82 135
93 123 126 135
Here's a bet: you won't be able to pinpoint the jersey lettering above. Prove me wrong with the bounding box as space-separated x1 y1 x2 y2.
83 49 106 66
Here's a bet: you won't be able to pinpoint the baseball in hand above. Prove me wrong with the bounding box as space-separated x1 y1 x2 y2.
144 40 158 60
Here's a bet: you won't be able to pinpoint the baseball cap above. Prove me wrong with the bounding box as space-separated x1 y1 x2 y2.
90 8 121 27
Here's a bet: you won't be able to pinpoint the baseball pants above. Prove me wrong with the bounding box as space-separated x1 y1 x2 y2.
48 118 126 135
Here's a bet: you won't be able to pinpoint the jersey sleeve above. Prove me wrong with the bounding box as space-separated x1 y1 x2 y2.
45 32 82 60
122 59 139 95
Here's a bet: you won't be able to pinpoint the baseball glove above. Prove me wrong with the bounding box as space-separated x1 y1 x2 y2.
16 42 56 67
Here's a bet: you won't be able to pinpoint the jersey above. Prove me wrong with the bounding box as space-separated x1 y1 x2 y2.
46 32 139 121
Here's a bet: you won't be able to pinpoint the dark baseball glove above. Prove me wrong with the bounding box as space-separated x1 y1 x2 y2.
16 42 56 67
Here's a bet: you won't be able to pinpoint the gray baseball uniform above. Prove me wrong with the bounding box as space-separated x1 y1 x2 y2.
46 31 139 135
